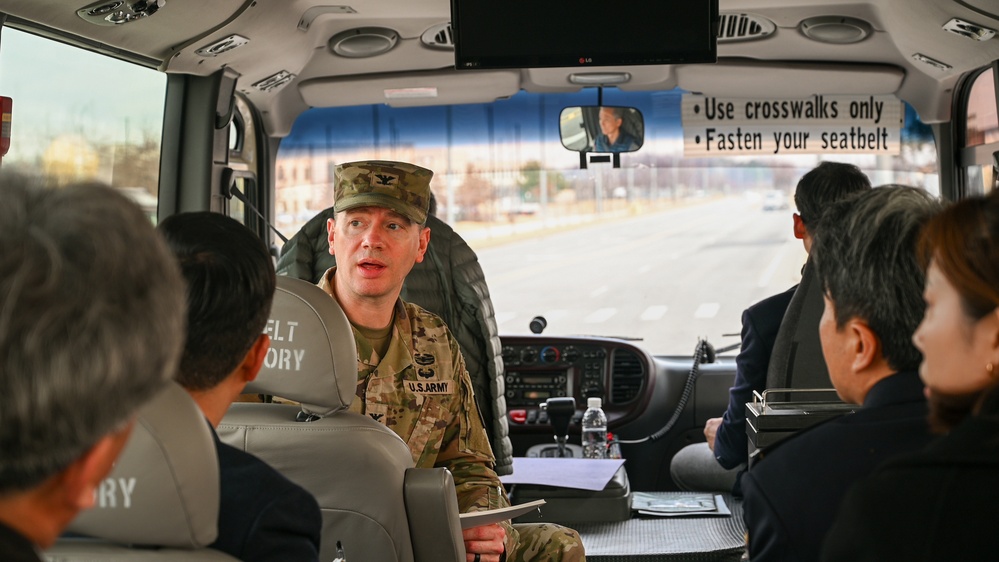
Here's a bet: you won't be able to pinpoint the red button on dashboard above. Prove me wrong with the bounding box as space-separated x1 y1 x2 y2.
509 409 528 424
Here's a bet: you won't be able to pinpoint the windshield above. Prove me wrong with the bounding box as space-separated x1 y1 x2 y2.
275 89 937 355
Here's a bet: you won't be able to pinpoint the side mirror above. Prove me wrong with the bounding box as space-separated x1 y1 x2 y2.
559 105 644 153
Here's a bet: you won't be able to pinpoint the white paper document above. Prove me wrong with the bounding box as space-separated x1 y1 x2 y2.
459 499 547 529
499 457 626 491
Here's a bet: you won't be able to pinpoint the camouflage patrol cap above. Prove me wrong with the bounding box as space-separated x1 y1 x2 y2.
333 160 433 224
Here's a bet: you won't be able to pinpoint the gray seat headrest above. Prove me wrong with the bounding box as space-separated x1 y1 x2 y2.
67 381 220 548
248 276 358 417
766 257 832 390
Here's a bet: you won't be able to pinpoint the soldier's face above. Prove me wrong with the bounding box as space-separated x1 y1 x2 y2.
327 206 430 304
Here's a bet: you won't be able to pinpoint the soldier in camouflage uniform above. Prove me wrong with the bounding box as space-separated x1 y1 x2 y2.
317 160 585 562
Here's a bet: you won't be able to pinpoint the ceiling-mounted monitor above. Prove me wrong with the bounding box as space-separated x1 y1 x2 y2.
451 0 719 70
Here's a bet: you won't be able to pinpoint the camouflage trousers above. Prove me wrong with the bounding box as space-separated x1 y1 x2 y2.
508 523 586 562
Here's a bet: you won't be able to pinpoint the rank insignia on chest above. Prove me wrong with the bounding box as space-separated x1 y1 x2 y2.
405 380 453 395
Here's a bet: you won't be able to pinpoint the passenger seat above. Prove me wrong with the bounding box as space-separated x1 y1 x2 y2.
747 259 852 461
765 258 831 391
218 276 465 562
47 381 237 560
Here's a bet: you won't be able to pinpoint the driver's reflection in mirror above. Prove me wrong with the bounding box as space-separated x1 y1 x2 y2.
594 107 640 152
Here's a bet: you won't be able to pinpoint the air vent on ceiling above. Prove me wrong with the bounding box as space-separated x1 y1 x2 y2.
252 71 295 92
942 18 996 42
422 22 454 50
717 13 776 43
610 350 645 404
196 35 250 58
77 0 165 26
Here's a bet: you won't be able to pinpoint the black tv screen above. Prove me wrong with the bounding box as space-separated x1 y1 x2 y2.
452 0 719 70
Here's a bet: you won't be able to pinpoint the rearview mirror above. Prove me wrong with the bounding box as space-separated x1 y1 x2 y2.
559 106 644 153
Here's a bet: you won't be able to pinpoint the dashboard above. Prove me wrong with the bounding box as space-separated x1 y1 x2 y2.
500 335 654 432
499 335 738 490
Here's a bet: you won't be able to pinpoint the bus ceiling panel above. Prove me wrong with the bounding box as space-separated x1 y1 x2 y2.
951 0 999 23
164 0 315 78
297 69 521 109
166 4 452 80
295 34 456 82
0 0 248 65
674 62 904 98
717 1 999 81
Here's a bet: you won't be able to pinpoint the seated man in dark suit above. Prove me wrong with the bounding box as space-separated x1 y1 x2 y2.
742 186 941 561
671 162 871 493
158 212 321 562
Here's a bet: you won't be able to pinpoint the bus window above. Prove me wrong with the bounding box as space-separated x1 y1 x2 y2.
962 66 999 194
275 89 937 355
0 28 166 221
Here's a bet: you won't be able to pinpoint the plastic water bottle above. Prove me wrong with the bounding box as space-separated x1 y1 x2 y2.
581 397 608 459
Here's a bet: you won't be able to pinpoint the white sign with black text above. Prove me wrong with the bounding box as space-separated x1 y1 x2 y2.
682 94 902 156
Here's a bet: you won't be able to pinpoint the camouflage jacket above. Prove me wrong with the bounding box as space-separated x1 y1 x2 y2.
277 208 513 476
318 269 513 529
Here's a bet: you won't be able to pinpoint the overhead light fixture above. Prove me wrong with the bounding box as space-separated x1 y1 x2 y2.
329 27 399 58
77 0 165 26
569 73 632 86
196 35 250 58
253 71 295 92
799 16 872 44
384 87 439 100
912 53 952 71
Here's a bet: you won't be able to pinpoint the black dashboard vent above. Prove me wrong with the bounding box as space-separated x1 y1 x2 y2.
610 349 645 404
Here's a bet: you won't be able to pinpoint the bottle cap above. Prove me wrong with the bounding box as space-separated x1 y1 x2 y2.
587 397 602 409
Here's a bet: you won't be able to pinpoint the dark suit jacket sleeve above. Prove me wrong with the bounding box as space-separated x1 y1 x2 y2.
742 470 794 561
213 439 322 562
713 307 768 469
239 484 322 562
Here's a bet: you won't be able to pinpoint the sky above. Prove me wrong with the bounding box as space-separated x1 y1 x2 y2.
0 28 166 161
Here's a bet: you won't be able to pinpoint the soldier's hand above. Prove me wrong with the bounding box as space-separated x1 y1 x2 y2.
463 523 505 562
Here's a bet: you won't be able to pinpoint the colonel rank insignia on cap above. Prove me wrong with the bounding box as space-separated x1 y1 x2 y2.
333 160 433 225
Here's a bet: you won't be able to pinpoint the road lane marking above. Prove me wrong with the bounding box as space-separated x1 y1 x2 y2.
694 303 720 319
584 308 617 323
544 309 569 323
640 305 669 321
495 312 516 326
